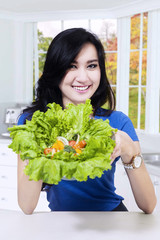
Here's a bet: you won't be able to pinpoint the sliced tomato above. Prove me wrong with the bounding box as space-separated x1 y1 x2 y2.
44 148 53 155
51 148 56 158
78 140 86 148
69 140 76 147
73 140 87 149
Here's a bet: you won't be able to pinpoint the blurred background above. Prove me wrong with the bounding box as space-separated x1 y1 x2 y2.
0 0 160 212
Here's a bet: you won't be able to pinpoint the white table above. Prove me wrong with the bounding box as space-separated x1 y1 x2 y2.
0 210 160 240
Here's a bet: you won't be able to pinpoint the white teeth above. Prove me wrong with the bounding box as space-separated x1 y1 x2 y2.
73 86 89 91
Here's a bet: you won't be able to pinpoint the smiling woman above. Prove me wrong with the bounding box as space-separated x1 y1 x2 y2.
33 28 114 114
59 43 101 108
15 28 156 214
37 19 117 93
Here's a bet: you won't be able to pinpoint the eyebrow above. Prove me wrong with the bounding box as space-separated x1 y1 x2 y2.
72 59 99 64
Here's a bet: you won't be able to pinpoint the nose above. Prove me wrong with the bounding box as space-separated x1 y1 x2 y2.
75 67 89 83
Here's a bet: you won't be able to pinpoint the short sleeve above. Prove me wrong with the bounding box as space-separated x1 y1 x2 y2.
17 112 31 125
118 112 139 141
99 110 139 142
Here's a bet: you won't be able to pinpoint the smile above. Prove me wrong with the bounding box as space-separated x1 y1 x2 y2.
72 86 90 91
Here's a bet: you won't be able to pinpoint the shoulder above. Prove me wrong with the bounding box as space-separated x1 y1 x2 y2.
17 112 32 125
95 108 128 128
107 111 131 129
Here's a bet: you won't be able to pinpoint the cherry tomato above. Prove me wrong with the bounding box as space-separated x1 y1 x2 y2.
73 140 86 149
44 148 53 155
78 140 86 148
69 140 76 147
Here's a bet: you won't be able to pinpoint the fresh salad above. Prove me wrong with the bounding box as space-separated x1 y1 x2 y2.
43 135 87 157
8 99 117 184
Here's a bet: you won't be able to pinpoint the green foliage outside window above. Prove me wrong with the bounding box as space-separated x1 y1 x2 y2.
129 13 148 129
37 15 148 130
38 30 52 76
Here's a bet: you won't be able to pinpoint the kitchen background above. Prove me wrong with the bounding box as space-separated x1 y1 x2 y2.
0 0 160 152
0 0 160 212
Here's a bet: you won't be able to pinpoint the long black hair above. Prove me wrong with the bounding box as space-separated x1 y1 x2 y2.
24 28 115 118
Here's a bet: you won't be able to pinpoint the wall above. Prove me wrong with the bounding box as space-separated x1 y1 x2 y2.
0 19 15 103
0 19 15 133
0 19 34 134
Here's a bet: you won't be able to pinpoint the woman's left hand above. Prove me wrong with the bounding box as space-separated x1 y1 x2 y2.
110 130 140 164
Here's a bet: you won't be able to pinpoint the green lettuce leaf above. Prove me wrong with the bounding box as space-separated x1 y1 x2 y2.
8 99 117 184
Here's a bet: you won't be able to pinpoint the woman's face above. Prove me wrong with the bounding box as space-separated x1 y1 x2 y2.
59 43 101 108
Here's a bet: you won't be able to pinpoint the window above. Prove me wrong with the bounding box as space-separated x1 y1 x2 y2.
37 20 62 77
90 19 117 105
33 11 160 134
129 13 148 130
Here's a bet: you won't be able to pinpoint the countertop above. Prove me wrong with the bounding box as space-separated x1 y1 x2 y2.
145 163 160 177
0 135 11 143
0 210 160 240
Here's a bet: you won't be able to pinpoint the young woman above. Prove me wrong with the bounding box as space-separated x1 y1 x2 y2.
17 28 156 214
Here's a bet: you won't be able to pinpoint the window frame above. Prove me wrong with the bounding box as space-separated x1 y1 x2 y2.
145 10 160 134
35 19 118 92
117 12 160 134
33 10 160 135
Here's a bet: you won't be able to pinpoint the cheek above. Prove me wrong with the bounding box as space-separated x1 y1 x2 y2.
92 71 101 85
59 74 70 89
61 73 74 86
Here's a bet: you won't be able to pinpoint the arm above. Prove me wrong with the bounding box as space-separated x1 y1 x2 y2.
111 130 157 214
17 155 43 214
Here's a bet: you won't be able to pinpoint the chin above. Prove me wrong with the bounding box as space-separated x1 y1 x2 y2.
77 96 91 103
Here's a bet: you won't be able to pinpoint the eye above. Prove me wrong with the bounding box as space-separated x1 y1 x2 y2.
87 64 98 69
68 64 77 70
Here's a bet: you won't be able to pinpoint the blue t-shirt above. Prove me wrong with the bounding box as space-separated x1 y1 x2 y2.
18 108 138 211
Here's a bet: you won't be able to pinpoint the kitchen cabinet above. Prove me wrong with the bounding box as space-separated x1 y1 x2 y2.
0 139 49 212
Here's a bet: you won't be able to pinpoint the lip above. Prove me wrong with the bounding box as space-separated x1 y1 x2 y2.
72 85 91 92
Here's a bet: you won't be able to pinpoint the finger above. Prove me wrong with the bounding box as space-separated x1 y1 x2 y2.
24 159 29 166
23 159 29 169
111 132 115 140
111 147 121 160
